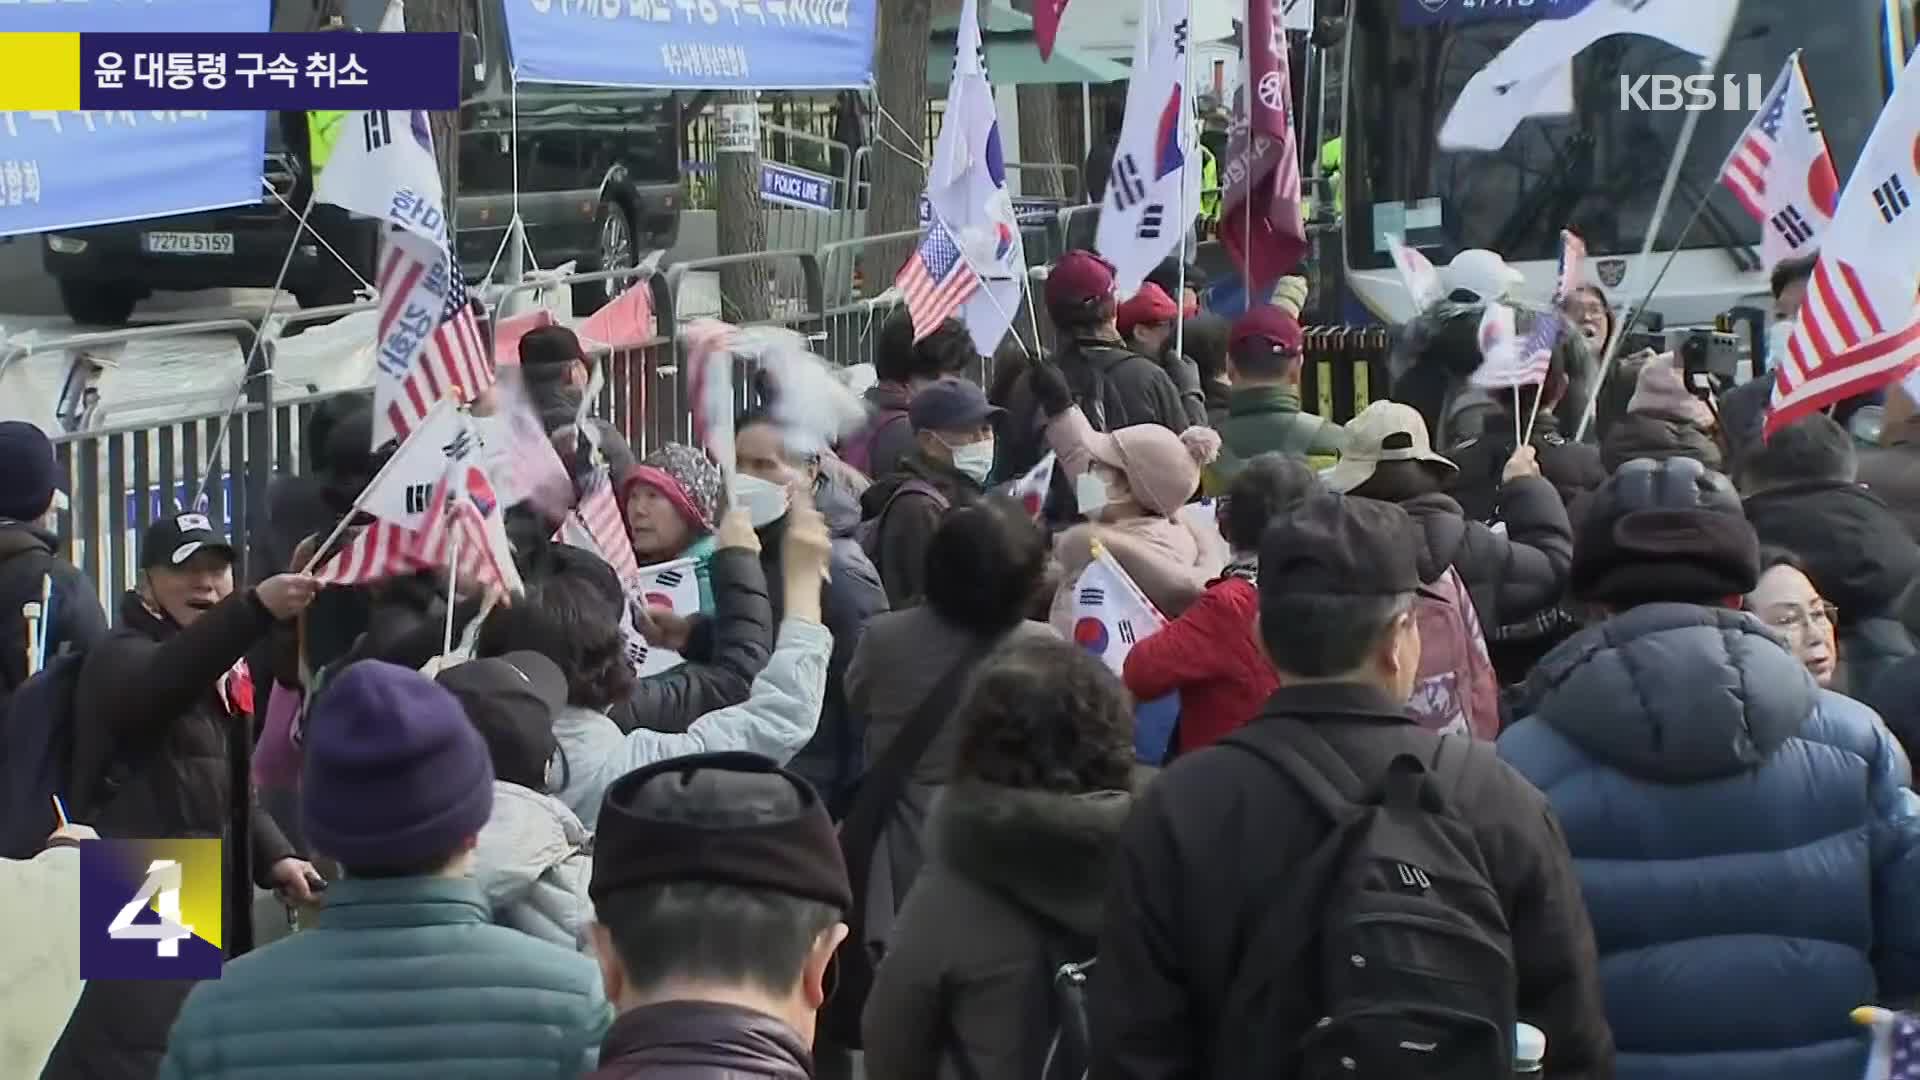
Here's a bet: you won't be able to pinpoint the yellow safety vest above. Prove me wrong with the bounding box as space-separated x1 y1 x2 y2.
1320 135 1344 217
307 110 348 177
1199 144 1222 224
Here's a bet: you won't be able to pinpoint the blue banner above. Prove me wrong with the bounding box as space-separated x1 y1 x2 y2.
0 0 268 239
78 33 460 110
1399 0 1592 26
501 0 878 90
761 162 835 211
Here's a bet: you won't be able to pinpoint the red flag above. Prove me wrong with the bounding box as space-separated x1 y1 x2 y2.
1221 0 1307 299
1034 0 1070 62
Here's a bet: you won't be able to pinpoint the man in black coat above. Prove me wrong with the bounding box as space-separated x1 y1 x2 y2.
1739 413 1920 698
1091 495 1612 1080
0 421 105 697
45 514 323 1080
995 251 1188 488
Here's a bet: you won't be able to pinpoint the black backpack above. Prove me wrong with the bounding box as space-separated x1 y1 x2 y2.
1221 719 1517 1078
0 650 88 858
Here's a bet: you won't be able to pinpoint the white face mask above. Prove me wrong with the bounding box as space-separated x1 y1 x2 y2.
732 473 788 529
1075 470 1110 516
947 439 995 486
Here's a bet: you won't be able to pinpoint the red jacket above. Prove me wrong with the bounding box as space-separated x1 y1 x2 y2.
1123 576 1277 754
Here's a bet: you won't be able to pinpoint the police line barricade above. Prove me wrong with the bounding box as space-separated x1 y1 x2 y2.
487 265 681 459
664 250 829 427
1299 325 1392 425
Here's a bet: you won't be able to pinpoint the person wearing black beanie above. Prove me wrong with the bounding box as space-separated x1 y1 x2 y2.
1499 456 1920 1080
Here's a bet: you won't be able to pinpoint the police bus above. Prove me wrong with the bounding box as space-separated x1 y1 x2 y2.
1331 0 1913 332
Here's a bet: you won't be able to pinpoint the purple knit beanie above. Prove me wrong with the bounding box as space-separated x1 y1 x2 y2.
302 660 494 870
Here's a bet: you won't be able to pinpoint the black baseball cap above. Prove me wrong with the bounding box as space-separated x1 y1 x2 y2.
437 651 568 791
908 376 1004 433
1258 494 1423 597
140 511 235 569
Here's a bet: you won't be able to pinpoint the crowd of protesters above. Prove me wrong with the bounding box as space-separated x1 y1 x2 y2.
7 244 1920 1080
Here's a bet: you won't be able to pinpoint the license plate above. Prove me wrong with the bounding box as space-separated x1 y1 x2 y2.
143 232 235 256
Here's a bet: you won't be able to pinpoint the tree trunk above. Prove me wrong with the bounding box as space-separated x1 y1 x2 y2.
715 92 771 323
413 0 465 217
867 0 936 284
1016 84 1066 199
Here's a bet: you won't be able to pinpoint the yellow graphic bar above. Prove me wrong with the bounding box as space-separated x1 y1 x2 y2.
0 34 83 111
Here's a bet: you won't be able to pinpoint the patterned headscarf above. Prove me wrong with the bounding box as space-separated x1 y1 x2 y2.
621 443 724 534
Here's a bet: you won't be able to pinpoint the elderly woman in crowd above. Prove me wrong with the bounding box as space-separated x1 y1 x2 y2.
622 442 725 612
863 639 1136 1080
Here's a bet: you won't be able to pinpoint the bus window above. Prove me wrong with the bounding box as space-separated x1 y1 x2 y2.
1342 0 1888 270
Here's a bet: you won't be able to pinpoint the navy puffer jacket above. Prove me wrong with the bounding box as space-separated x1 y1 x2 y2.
1498 603 1920 1080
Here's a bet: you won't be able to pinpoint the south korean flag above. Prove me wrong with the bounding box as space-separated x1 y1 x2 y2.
1070 542 1167 674
627 557 703 678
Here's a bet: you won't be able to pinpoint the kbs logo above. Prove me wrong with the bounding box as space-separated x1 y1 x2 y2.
1619 73 1768 113
80 839 223 980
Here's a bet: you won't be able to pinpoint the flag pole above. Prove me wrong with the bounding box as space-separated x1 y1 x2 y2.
1571 87 1711 444
1240 10 1255 304
1173 0 1195 366
441 530 463 657
1522 377 1546 444
1571 196 1712 442
192 189 319 509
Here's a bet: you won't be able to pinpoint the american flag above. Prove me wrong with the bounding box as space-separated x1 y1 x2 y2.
1470 303 1550 390
1519 229 1585 358
375 229 495 447
1721 74 1788 221
895 220 980 343
557 467 642 590
1767 45 1920 436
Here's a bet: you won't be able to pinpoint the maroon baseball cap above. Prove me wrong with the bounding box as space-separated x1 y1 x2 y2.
1045 250 1117 309
1230 304 1305 355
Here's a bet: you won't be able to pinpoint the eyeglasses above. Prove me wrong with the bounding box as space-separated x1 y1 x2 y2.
1762 601 1838 641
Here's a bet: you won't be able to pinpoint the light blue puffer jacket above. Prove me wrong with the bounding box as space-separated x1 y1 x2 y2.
1499 603 1920 1080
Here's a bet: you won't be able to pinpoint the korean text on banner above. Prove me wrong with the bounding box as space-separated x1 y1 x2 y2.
0 0 268 239
500 0 880 91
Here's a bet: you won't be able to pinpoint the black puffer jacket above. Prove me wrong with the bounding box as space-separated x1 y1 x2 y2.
1744 480 1920 697
1446 414 1605 526
609 547 773 734
73 591 293 869
761 479 887 811
1398 478 1575 633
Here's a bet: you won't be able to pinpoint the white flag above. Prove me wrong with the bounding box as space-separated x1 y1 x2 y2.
1070 545 1166 675
628 557 703 678
928 0 1026 356
312 4 450 244
1095 0 1200 297
1438 0 1738 151
1387 233 1443 313
353 397 469 530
